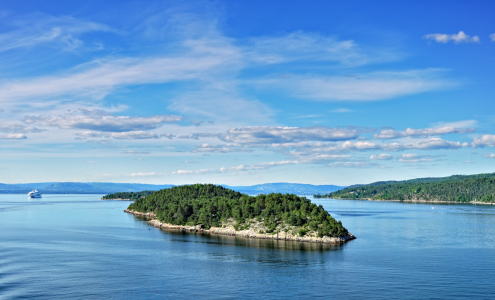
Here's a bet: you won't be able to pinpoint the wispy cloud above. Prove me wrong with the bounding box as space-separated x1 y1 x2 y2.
219 126 362 144
122 151 150 155
423 31 480 44
483 153 495 159
0 133 26 139
0 13 115 52
331 108 354 113
191 143 251 153
76 131 161 140
396 153 437 163
490 34 495 42
244 31 378 66
23 112 182 132
328 161 387 168
341 138 466 151
0 122 43 133
0 50 235 104
172 160 298 175
374 126 474 139
370 154 393 160
130 172 165 177
260 69 453 101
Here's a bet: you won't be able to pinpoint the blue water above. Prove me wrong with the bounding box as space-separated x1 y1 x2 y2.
1 195 494 299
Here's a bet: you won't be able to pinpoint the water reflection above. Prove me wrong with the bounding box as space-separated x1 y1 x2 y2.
159 227 346 251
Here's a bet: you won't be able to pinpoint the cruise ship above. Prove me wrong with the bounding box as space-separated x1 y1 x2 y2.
28 189 42 198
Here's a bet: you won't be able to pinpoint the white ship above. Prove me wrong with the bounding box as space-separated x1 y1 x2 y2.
28 189 42 198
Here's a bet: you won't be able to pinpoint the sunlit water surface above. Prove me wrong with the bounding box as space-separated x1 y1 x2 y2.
1 194 494 299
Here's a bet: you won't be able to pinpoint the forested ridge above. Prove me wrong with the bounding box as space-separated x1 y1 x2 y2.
128 184 349 238
102 190 155 200
315 172 495 203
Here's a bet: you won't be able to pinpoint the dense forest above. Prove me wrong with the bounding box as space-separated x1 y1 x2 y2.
128 184 348 238
315 172 495 203
102 190 155 200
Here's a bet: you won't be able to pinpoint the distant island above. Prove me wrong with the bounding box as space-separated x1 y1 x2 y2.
315 172 495 204
101 190 155 200
124 184 355 244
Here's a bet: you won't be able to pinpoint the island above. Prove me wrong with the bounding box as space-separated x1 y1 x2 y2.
123 184 355 244
315 172 495 204
101 190 155 200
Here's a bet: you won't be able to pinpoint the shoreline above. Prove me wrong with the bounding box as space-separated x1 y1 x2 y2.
100 198 134 201
321 198 495 205
124 209 355 244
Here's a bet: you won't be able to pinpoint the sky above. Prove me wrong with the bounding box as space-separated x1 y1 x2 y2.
1 0 495 186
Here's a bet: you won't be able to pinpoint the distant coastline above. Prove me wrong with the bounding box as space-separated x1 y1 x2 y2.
326 197 495 205
125 209 355 244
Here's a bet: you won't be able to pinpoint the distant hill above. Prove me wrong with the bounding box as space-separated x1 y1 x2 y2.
225 183 344 195
316 172 495 203
0 182 344 195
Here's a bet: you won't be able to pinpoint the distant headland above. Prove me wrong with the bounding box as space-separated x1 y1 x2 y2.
315 172 495 204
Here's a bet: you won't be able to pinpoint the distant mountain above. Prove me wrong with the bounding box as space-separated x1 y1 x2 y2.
0 182 344 195
225 183 345 195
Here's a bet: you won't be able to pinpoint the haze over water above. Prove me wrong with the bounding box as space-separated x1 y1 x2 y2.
1 194 494 299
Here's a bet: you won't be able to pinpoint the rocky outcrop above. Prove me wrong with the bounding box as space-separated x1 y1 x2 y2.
124 209 355 244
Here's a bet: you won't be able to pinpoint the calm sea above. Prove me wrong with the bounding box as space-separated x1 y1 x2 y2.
0 194 494 299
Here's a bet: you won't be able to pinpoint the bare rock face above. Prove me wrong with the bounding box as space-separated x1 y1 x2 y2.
125 209 356 244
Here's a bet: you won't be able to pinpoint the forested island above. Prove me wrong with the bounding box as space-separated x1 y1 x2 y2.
124 184 355 244
101 190 155 200
315 172 495 203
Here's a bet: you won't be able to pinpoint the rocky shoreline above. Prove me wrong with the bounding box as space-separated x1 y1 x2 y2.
124 209 355 244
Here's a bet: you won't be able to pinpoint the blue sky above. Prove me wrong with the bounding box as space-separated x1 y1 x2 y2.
1 0 495 185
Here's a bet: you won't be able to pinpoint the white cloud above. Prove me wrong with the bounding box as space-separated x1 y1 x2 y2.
328 161 386 168
245 31 371 66
0 133 26 139
370 154 393 160
0 122 43 133
76 131 160 140
122 151 150 155
261 69 453 101
219 126 361 144
472 135 495 147
191 143 251 153
490 34 495 42
433 120 477 128
464 161 473 163
168 90 273 123
374 126 474 139
397 153 436 163
424 31 480 44
483 153 495 159
331 108 354 113
0 50 235 104
172 160 298 175
23 113 182 132
130 172 165 177
0 13 115 52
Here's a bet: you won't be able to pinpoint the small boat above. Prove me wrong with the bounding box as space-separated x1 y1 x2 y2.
28 189 42 198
